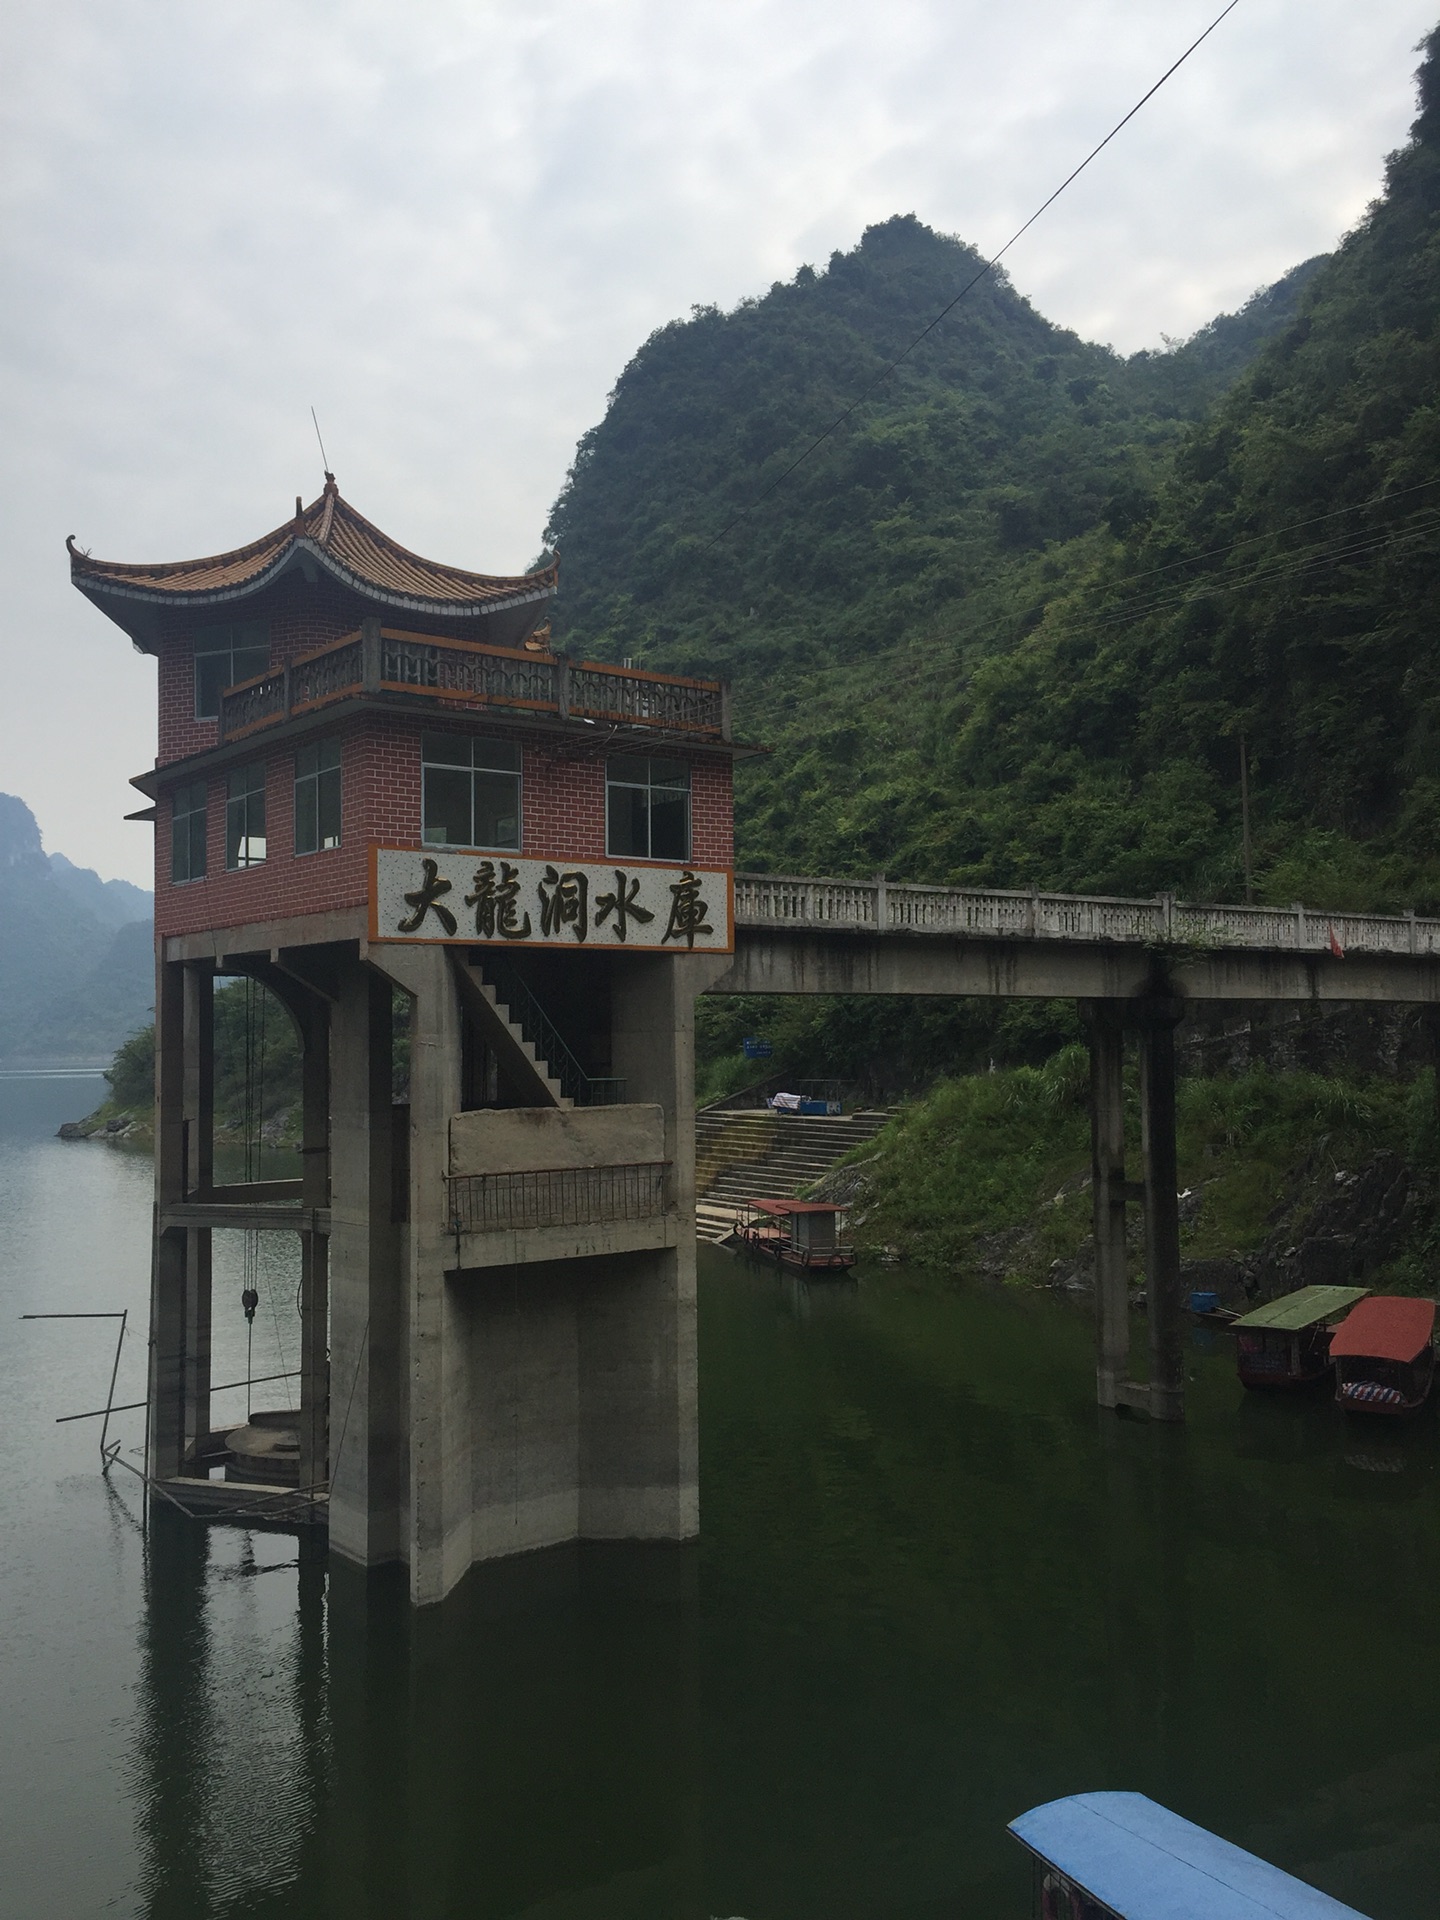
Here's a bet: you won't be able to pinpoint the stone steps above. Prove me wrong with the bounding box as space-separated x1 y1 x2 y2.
694 1109 893 1241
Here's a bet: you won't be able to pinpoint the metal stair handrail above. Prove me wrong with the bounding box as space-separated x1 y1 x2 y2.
482 953 626 1107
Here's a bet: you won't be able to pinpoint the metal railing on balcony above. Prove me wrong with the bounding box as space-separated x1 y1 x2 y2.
731 873 1440 959
217 625 728 744
448 1162 671 1234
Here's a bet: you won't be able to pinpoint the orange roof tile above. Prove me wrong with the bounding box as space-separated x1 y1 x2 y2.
68 478 557 623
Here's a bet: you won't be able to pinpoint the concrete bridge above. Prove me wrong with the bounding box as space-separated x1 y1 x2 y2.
716 872 1440 1426
722 873 1440 1004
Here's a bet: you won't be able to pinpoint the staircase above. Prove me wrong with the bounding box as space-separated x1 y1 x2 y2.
694 1107 893 1243
454 954 626 1109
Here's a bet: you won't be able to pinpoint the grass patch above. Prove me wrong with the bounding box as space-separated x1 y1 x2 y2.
850 1055 1437 1282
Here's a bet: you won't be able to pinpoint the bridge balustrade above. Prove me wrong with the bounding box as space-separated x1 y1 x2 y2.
733 874 1440 958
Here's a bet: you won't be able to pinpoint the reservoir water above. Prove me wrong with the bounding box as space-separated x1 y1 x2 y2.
0 1072 1436 1918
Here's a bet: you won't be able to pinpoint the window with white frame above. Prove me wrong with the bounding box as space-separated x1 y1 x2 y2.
606 756 690 860
421 734 521 849
194 621 269 720
294 739 341 854
226 763 267 869
171 781 208 883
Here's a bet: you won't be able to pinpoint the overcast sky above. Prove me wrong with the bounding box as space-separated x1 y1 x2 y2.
2 0 1435 886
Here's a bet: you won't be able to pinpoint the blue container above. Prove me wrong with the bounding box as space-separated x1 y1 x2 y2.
1190 1289 1221 1316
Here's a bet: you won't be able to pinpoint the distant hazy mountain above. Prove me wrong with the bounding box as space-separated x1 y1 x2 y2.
48 852 152 931
0 794 153 1066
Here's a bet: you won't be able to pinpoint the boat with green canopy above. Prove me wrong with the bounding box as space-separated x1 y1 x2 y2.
1231 1285 1368 1390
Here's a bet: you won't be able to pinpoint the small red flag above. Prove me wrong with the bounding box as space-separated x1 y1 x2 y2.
1328 923 1345 959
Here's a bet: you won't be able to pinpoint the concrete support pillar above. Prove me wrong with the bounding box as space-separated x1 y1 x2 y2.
1139 1001 1185 1423
596 953 729 1543
297 1000 331 1494
182 962 213 1451
374 944 467 1605
183 964 214 1198
151 956 217 1479
151 955 188 1481
251 960 333 1493
1082 1000 1130 1411
341 942 725 1602
329 963 404 1566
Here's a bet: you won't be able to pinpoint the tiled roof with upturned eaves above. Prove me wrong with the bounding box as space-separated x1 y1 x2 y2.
68 479 557 621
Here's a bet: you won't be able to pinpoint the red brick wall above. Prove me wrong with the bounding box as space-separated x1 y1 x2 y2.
154 711 733 937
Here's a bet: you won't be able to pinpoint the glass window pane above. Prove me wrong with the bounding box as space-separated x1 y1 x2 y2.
228 763 264 801
295 776 319 856
226 766 266 868
607 785 649 858
195 652 227 719
423 766 472 846
171 783 207 882
649 790 690 860
422 732 471 769
226 800 244 869
648 758 690 790
317 764 342 849
473 737 521 773
188 810 208 880
472 772 521 849
231 643 268 686
295 743 320 780
317 737 341 772
607 756 650 786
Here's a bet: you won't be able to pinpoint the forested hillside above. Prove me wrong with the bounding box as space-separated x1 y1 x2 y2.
546 30 1440 917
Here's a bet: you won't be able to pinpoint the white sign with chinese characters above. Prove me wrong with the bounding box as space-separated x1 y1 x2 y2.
370 847 733 954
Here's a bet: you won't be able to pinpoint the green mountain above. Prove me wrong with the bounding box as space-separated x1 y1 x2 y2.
544 224 1321 892
964 22 1440 912
545 31 1440 919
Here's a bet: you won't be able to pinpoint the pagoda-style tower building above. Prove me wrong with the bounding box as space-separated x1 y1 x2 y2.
71 478 738 1604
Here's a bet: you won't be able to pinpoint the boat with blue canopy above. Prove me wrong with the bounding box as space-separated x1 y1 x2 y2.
1007 1791 1369 1919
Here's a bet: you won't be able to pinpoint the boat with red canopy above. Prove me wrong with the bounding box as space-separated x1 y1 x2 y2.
733 1199 856 1274
1330 1295 1436 1416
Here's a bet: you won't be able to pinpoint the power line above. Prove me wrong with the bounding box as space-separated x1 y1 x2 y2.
700 0 1244 555
1026 507 1440 659
1085 509 1440 631
1087 474 1440 605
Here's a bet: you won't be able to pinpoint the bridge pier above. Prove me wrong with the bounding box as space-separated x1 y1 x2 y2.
1139 1002 1184 1422
1080 998 1185 1422
1084 1002 1130 1412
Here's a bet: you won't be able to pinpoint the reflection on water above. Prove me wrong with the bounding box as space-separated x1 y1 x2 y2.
2 1076 1439 1917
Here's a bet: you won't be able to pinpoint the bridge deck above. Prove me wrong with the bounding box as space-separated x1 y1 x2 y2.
725 875 1440 1004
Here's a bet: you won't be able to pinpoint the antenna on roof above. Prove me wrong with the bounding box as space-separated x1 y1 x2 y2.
310 407 334 484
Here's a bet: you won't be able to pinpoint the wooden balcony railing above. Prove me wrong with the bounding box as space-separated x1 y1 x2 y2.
732 873 1440 960
217 625 729 744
